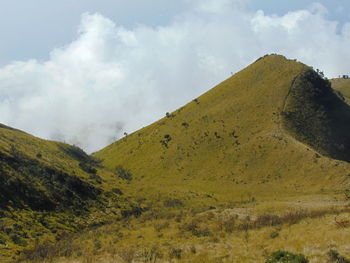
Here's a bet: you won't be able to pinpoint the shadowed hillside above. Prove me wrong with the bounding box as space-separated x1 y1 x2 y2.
0 125 134 262
282 70 350 162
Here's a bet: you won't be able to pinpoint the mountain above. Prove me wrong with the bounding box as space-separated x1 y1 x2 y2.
0 124 134 262
4 54 350 262
94 54 350 208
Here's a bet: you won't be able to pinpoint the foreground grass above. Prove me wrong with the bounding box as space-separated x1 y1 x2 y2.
18 197 350 263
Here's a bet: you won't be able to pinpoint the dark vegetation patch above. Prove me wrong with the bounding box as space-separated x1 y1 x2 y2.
58 144 97 164
181 122 189 128
165 112 175 118
115 165 133 181
59 144 102 174
282 69 350 162
89 174 103 184
160 134 172 148
79 162 97 175
0 145 134 262
266 250 308 263
0 123 21 132
0 148 101 211
121 206 144 218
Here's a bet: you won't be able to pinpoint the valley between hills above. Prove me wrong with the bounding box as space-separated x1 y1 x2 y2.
1 54 350 263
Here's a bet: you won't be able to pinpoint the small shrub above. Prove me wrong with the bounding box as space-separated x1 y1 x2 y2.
181 122 189 128
193 98 199 104
270 231 279 239
115 165 133 181
266 250 308 263
160 134 172 148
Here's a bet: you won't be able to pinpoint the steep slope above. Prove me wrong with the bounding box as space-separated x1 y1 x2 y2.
95 54 350 207
282 70 350 162
0 125 133 262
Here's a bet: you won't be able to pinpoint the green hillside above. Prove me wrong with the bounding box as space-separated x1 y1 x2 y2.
0 125 134 262
43 54 349 263
95 54 350 207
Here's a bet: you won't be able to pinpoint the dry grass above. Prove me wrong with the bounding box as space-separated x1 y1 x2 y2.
17 200 350 263
331 78 350 104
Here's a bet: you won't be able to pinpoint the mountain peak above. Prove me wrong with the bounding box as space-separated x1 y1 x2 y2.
95 55 348 207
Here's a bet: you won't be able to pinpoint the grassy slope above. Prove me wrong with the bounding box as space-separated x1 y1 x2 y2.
8 55 350 263
18 55 350 263
95 55 350 208
0 125 133 262
331 78 350 104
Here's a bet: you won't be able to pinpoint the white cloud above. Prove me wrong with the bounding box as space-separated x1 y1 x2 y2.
0 1 350 152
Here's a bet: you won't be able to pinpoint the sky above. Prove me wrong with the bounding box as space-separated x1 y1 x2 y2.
0 0 350 152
